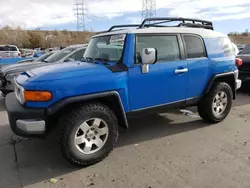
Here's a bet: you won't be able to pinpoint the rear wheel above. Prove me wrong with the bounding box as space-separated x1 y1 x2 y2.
56 103 118 167
198 82 233 123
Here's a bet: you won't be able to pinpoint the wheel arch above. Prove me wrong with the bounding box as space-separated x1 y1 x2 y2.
204 72 236 99
46 91 129 129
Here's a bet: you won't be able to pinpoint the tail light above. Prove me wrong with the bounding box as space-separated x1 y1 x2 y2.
18 52 21 57
235 58 242 67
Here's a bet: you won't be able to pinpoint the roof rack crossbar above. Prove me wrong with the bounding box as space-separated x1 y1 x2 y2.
139 17 213 30
108 24 140 32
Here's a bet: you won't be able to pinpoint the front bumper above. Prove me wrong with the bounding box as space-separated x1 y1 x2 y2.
5 93 46 137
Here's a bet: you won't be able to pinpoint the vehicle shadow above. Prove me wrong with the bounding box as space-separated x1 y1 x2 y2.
7 112 209 187
118 113 206 147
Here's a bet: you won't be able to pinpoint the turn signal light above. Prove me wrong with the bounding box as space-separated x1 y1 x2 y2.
235 58 243 67
24 91 52 102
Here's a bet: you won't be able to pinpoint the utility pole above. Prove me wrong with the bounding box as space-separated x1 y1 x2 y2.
141 0 156 20
73 0 86 31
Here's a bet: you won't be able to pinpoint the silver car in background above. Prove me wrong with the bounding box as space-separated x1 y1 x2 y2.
0 45 21 58
16 51 57 64
0 44 87 96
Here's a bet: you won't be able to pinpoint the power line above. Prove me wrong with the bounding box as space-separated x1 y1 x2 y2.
141 0 156 20
73 0 86 31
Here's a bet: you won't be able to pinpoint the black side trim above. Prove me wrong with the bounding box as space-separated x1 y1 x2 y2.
107 63 128 73
126 100 186 117
47 91 129 129
186 97 201 106
126 97 201 118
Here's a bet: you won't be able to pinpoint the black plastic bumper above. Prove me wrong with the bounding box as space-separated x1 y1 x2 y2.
5 92 46 138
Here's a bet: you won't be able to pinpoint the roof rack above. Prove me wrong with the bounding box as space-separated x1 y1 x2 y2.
103 17 213 34
139 17 213 30
108 24 141 32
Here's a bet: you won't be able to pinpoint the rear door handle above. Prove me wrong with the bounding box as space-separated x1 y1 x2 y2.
175 68 188 74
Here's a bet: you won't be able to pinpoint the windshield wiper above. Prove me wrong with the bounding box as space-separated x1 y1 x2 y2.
81 57 94 62
93 58 109 65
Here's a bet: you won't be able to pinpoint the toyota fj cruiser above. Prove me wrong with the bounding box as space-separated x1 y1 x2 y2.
5 18 242 167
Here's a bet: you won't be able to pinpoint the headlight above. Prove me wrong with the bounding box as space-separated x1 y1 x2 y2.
14 79 25 104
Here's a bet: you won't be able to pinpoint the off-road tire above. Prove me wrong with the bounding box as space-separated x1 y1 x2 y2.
198 82 233 123
56 103 118 167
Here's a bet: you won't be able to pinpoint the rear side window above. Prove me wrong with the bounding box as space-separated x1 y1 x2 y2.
136 35 180 63
219 38 234 56
183 35 206 59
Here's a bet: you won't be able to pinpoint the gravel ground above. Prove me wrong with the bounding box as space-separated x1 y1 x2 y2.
0 90 250 188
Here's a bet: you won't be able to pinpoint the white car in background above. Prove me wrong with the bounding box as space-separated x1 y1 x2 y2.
0 45 21 58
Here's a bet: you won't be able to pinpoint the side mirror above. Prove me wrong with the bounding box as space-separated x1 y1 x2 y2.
141 48 157 74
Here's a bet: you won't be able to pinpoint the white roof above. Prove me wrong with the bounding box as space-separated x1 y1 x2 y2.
94 27 227 38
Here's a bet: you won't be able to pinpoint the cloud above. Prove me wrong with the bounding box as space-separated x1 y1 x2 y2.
125 17 142 24
0 0 74 28
0 0 250 28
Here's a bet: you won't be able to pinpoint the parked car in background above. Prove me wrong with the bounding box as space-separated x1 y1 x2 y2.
237 44 246 53
237 44 250 83
0 45 21 58
0 44 87 96
20 49 34 58
16 51 56 64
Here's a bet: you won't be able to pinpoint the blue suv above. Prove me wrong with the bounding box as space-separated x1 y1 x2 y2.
5 18 242 167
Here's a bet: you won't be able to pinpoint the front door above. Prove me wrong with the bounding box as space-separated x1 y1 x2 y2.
128 34 189 111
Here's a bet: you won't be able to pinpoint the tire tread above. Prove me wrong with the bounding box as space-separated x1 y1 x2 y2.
56 103 118 167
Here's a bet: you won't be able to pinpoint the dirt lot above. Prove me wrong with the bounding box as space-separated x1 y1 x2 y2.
0 89 250 188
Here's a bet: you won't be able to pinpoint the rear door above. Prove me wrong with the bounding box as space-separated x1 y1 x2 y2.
182 34 210 99
128 34 189 111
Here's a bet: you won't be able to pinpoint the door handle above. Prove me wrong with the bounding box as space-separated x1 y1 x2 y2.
175 68 188 74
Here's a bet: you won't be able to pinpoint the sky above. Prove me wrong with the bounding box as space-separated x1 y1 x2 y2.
1 0 250 34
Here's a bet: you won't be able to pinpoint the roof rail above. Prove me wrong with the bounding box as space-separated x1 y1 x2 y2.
108 24 141 32
139 17 213 30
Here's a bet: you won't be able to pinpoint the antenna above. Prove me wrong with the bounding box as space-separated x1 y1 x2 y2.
141 0 156 20
73 0 86 31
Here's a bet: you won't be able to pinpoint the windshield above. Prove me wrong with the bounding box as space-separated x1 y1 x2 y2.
33 52 53 62
44 47 76 63
240 45 250 55
84 34 125 62
0 46 18 51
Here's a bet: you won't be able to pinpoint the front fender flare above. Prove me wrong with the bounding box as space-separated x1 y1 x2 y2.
46 91 129 129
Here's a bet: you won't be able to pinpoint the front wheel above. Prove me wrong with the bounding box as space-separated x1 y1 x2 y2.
198 82 233 123
57 103 118 167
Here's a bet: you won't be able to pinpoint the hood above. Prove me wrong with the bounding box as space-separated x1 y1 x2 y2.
1 61 47 75
237 54 250 63
28 61 111 81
